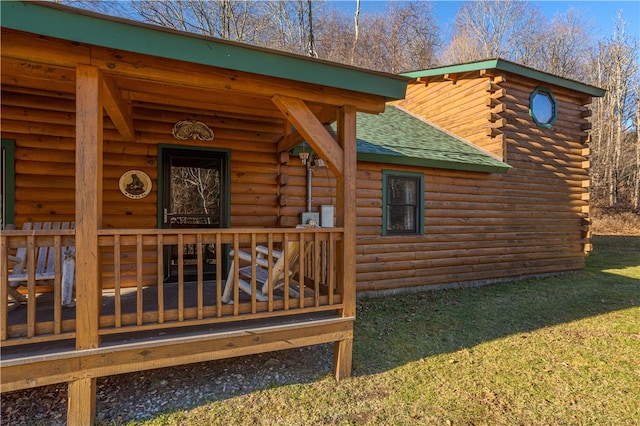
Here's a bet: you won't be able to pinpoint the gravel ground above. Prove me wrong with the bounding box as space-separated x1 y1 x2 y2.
1 344 333 425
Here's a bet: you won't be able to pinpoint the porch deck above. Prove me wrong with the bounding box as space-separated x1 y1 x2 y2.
1 227 349 393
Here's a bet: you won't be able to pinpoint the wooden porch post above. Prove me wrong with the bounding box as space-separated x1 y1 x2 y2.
334 105 357 380
69 64 103 425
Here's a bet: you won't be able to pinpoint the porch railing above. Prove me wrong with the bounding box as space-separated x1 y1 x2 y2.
1 227 343 346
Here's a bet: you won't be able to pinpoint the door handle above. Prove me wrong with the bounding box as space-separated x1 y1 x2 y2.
163 208 174 224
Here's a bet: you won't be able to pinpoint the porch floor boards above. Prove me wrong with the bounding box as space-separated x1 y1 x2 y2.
6 279 268 327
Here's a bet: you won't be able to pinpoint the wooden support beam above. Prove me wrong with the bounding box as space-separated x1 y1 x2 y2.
75 64 103 351
73 63 103 426
333 105 357 380
272 95 343 176
444 73 459 83
334 336 353 381
68 378 96 426
102 76 136 142
276 106 337 154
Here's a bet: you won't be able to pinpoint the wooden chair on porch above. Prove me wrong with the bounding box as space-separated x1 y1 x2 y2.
222 238 312 303
8 222 76 308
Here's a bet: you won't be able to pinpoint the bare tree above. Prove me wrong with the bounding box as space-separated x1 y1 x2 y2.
532 8 592 80
440 0 540 64
352 0 361 65
588 12 639 208
318 1 439 73
171 166 220 225
131 0 265 42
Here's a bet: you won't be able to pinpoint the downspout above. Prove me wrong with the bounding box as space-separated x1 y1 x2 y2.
306 163 313 211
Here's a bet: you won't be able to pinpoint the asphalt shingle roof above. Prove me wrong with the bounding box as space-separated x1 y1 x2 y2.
353 105 510 173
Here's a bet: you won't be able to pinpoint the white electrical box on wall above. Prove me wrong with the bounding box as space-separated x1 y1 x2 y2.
301 212 319 226
320 205 334 227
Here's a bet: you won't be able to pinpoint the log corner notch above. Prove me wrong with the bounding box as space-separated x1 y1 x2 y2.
272 94 344 177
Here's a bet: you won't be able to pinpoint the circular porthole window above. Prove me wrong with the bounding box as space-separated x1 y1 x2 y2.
529 87 557 128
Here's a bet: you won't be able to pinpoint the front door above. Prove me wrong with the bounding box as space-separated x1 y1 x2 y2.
161 147 229 282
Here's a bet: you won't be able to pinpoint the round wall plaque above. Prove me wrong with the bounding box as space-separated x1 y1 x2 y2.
119 170 152 199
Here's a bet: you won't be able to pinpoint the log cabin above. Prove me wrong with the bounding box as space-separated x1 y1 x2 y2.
345 60 604 293
0 2 408 423
0 2 605 424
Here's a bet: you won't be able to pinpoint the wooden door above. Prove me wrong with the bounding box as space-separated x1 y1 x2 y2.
161 148 229 282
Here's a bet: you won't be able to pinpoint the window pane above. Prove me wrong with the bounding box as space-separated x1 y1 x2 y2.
385 174 421 234
532 92 554 124
388 177 417 204
387 205 416 233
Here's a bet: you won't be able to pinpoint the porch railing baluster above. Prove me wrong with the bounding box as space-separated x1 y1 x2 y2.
157 234 164 324
1 235 9 341
283 232 290 311
26 236 36 338
250 233 257 314
215 234 222 318
298 232 305 309
267 233 274 313
177 233 184 322
136 234 143 326
53 235 62 334
114 235 121 328
2 227 344 345
197 233 203 320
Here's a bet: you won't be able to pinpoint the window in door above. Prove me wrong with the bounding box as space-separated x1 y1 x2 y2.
160 146 229 281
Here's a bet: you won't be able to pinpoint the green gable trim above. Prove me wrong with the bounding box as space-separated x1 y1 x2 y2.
1 1 407 100
403 58 605 98
353 106 511 174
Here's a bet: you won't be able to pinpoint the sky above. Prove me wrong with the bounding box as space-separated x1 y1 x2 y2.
328 0 639 42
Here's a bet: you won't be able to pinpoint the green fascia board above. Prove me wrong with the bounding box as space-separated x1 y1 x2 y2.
357 151 509 174
403 58 605 97
1 1 408 100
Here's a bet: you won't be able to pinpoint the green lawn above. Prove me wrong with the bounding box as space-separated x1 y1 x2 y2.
138 235 640 425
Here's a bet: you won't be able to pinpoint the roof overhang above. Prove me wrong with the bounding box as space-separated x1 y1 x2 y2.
1 1 408 101
403 58 605 98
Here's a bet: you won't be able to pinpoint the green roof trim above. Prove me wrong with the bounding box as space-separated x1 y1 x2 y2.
1 1 407 100
326 106 510 173
403 58 605 97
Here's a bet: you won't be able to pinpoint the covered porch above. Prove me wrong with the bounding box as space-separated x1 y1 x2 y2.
0 2 407 423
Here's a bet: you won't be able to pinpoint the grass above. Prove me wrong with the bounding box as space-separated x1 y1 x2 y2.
133 235 639 425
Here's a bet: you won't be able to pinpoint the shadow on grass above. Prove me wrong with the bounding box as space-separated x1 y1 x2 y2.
38 235 634 425
351 235 640 376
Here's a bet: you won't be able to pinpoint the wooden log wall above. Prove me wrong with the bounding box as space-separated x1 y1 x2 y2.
277 154 589 293
1 71 284 289
352 71 592 292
